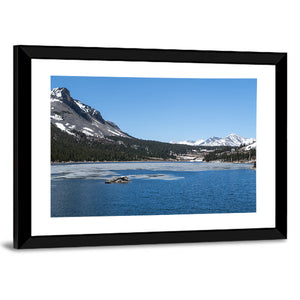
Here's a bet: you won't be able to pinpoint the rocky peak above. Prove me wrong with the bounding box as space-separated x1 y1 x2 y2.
51 87 71 100
50 87 132 139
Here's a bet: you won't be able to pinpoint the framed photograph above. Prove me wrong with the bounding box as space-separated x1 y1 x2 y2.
14 45 287 249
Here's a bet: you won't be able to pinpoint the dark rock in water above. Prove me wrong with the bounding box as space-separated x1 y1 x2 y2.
105 176 131 184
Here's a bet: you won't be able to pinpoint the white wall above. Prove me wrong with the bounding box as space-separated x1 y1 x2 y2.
1 1 298 299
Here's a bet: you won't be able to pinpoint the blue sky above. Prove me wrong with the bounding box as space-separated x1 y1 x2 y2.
51 76 257 142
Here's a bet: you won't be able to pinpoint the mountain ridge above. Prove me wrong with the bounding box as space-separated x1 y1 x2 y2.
50 88 256 162
51 88 255 149
51 87 131 139
170 133 255 147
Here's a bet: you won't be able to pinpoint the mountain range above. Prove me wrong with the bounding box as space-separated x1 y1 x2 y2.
51 87 255 148
170 134 255 147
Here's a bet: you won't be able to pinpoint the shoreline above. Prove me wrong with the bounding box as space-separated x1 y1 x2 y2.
51 159 182 164
51 159 255 165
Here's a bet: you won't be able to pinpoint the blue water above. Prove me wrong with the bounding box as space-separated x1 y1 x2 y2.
51 162 256 217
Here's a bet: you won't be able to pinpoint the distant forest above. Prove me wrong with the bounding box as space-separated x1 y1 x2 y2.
51 125 205 162
51 125 255 162
203 146 256 162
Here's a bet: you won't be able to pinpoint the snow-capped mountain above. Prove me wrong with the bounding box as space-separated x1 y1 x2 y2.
171 134 255 147
51 87 131 139
200 136 223 146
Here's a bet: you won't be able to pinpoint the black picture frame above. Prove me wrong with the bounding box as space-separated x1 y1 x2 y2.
14 45 287 249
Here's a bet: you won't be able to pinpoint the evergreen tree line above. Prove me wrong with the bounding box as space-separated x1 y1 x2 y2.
51 125 256 162
203 148 256 162
51 125 210 162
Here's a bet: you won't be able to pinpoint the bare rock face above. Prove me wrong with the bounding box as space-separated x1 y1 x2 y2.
105 176 131 184
51 87 131 139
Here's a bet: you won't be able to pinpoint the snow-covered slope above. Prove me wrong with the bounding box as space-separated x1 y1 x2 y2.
242 141 257 150
51 87 131 139
171 134 255 147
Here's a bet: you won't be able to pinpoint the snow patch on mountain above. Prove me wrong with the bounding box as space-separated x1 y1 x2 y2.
55 122 76 136
243 141 257 150
51 114 63 121
51 98 62 103
55 123 66 131
82 129 94 136
83 127 94 132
